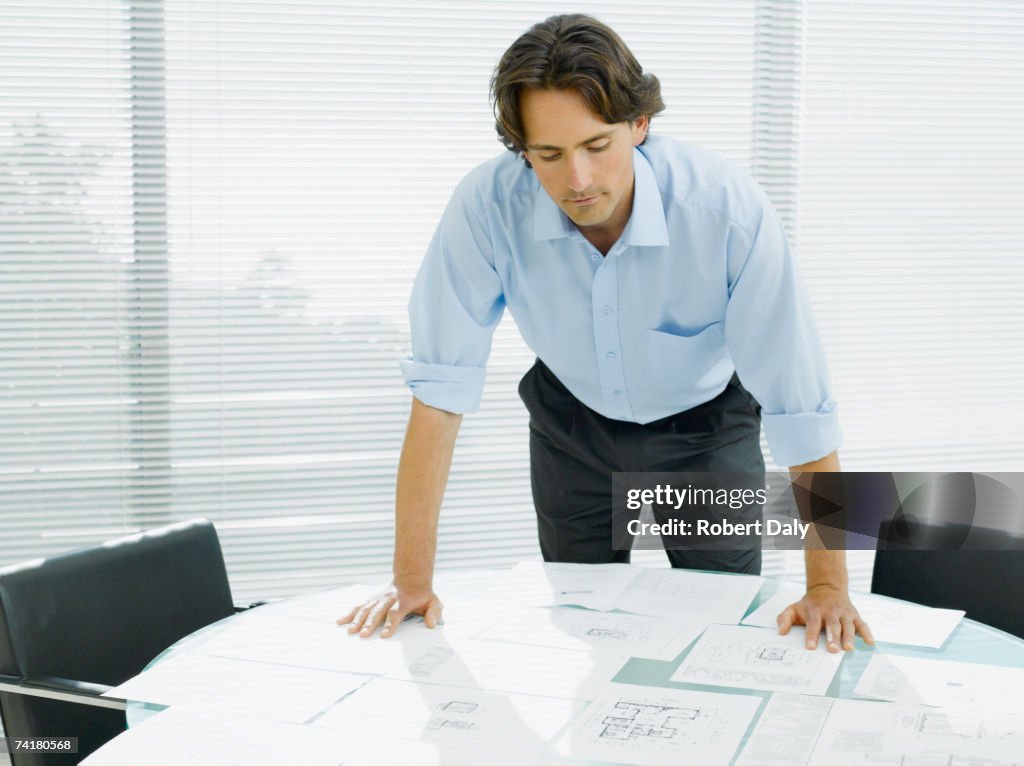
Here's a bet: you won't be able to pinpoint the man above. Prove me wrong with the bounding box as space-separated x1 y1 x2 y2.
340 14 874 653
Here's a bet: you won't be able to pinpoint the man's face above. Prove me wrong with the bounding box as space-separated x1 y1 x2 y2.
521 88 648 243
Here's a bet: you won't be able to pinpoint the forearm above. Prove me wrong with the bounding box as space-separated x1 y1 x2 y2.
393 396 462 587
790 450 849 590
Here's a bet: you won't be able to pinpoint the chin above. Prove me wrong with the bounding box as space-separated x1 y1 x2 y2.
565 203 609 226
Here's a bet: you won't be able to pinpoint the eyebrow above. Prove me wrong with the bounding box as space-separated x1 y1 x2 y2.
526 130 616 152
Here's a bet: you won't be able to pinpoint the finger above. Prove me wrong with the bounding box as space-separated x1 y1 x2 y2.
381 603 411 638
854 616 876 646
424 600 443 629
345 603 373 633
825 616 842 653
336 604 362 626
776 605 798 635
359 597 395 637
840 616 856 651
804 612 823 650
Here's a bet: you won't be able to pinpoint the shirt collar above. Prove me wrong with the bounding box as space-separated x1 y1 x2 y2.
531 146 670 250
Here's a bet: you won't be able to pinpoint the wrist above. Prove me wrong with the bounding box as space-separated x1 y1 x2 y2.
806 582 846 596
393 570 433 592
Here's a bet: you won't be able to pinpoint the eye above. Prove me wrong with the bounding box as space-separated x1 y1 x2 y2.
588 143 610 153
539 153 561 162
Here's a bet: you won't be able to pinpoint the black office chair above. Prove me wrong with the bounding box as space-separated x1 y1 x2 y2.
0 519 245 765
872 517 1024 639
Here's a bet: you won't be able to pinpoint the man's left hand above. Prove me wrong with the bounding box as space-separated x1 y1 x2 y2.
776 584 875 652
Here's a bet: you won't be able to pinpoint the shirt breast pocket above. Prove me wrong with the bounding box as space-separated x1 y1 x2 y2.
645 322 728 392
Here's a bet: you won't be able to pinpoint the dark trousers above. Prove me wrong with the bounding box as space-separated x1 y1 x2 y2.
518 359 765 574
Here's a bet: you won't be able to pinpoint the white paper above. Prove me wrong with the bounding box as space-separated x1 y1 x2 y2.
105 653 368 724
735 693 834 766
81 706 365 765
556 682 762 766
269 583 379 624
475 605 705 661
386 636 624 701
670 624 843 695
313 677 582 764
853 654 1024 713
615 567 763 623
483 560 638 611
741 584 964 648
199 610 450 675
809 697 1024 764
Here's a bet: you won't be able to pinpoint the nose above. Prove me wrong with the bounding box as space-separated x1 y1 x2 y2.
565 153 593 194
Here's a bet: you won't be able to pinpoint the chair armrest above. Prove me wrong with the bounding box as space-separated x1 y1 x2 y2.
0 672 126 710
27 675 114 697
233 599 269 612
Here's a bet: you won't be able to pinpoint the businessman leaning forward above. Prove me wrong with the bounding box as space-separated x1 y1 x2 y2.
340 14 874 653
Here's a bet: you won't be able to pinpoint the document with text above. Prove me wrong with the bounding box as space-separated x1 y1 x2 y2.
734 692 832 766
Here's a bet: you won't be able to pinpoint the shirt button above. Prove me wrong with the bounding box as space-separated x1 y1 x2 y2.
606 351 616 360
612 390 622 396
590 254 599 262
603 305 612 315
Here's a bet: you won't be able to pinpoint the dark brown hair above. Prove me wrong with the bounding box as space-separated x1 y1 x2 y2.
490 14 665 160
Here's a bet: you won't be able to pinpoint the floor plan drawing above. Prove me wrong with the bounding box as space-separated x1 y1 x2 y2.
557 683 761 766
671 625 843 695
598 698 701 741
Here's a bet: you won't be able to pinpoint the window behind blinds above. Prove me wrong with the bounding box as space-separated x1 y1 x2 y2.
4 0 1018 600
1 1 768 599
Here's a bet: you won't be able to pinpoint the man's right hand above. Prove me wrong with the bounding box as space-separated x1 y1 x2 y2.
336 580 444 638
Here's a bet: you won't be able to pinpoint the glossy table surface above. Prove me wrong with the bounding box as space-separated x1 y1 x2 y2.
126 567 1024 762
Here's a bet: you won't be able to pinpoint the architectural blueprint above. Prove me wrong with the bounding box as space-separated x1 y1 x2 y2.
670 624 843 695
557 682 761 765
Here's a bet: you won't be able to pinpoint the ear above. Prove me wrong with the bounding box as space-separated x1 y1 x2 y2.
632 115 650 146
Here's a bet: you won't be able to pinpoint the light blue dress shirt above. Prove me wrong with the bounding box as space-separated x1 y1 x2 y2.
400 134 841 467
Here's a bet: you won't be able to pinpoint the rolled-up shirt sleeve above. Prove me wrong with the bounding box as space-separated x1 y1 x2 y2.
399 179 505 414
724 193 843 467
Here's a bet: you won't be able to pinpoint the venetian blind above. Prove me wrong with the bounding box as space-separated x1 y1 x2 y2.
0 0 768 599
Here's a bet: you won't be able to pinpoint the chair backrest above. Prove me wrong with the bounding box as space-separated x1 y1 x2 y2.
872 518 1024 639
0 519 236 765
